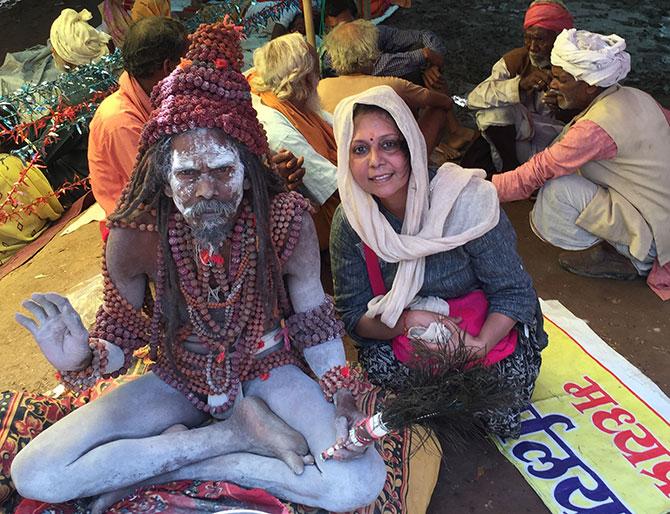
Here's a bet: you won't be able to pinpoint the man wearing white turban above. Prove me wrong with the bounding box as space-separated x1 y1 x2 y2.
50 8 111 71
492 29 670 301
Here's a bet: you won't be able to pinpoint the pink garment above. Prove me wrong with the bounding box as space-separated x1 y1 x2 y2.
523 2 574 33
493 105 670 301
88 71 152 216
492 120 616 202
648 260 670 301
363 244 517 367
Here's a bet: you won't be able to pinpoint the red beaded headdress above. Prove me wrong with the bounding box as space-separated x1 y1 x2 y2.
138 17 269 156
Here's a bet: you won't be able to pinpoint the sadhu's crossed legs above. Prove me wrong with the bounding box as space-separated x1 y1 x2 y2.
12 367 385 512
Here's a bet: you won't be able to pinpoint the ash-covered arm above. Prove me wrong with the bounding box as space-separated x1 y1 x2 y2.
284 214 346 378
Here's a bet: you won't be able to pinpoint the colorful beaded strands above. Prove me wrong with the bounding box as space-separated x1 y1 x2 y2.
153 200 265 413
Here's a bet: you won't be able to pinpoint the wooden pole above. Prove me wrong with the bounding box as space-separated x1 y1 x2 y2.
363 0 371 20
303 0 316 48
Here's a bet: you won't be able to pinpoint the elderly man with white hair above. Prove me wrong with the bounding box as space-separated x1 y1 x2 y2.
249 33 339 251
493 29 670 300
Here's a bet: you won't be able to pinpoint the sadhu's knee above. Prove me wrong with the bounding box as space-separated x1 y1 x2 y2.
12 444 73 503
318 448 386 511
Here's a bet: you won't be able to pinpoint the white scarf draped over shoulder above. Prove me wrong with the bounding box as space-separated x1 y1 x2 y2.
333 85 500 327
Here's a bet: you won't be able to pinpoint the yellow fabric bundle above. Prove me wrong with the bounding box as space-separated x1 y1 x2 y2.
0 154 63 264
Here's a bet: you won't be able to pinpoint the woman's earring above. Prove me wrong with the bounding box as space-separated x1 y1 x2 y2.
243 178 250 190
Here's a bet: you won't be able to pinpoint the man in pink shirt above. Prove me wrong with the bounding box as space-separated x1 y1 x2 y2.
493 29 670 300
88 16 188 216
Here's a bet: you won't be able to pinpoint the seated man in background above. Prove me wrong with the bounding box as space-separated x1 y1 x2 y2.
493 29 670 300
467 0 574 171
0 8 111 95
319 19 475 157
99 0 173 49
49 8 112 74
88 16 188 217
322 0 446 87
250 33 339 251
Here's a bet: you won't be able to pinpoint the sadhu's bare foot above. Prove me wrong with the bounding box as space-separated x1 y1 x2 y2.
445 126 478 151
232 396 313 475
88 424 190 514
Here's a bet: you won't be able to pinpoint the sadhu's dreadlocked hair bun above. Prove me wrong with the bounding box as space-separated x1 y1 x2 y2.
138 16 269 157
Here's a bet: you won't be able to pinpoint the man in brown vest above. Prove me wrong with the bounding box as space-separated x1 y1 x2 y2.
493 29 670 300
467 0 574 171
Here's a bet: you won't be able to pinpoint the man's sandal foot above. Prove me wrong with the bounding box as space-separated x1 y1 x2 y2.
558 243 640 281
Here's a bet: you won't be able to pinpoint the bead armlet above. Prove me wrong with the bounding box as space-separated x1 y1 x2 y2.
286 296 345 351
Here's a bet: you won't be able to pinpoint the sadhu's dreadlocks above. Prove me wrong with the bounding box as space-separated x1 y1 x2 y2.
109 133 285 366
107 18 288 364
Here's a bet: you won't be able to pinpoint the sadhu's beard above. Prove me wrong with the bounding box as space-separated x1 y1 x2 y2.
187 199 240 251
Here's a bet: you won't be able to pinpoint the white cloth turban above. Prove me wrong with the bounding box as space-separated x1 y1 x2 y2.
551 28 631 87
50 8 111 66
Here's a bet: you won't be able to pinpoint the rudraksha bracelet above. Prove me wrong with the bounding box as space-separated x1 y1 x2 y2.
287 296 345 351
58 338 109 392
319 363 373 402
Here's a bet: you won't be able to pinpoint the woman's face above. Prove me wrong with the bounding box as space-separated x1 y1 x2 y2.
349 110 410 203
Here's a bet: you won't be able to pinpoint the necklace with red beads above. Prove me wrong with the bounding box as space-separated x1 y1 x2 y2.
164 200 267 407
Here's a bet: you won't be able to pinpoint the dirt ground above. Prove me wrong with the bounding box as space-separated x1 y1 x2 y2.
0 1 669 513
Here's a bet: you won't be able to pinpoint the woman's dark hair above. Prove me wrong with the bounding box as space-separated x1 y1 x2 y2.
122 17 188 79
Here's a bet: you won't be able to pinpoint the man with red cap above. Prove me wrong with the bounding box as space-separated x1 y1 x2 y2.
467 0 574 171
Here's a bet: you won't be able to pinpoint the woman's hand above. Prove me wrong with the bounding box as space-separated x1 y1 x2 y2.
15 293 91 371
403 309 461 333
330 389 368 460
405 311 490 357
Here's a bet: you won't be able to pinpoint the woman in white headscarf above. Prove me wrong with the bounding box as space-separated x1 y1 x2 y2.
330 86 546 437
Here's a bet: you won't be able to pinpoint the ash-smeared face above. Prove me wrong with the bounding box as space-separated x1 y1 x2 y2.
166 128 245 250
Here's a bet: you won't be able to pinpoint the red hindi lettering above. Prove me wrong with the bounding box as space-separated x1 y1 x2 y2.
612 423 670 467
564 376 617 413
592 407 635 435
640 460 670 498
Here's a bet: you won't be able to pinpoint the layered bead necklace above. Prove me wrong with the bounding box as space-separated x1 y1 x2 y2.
159 200 268 412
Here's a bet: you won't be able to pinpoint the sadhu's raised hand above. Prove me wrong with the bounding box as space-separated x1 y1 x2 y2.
15 293 91 371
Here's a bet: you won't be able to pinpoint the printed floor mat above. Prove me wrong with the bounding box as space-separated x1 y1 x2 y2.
495 299 670 514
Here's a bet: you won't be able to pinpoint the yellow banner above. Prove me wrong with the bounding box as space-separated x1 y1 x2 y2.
496 310 670 514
